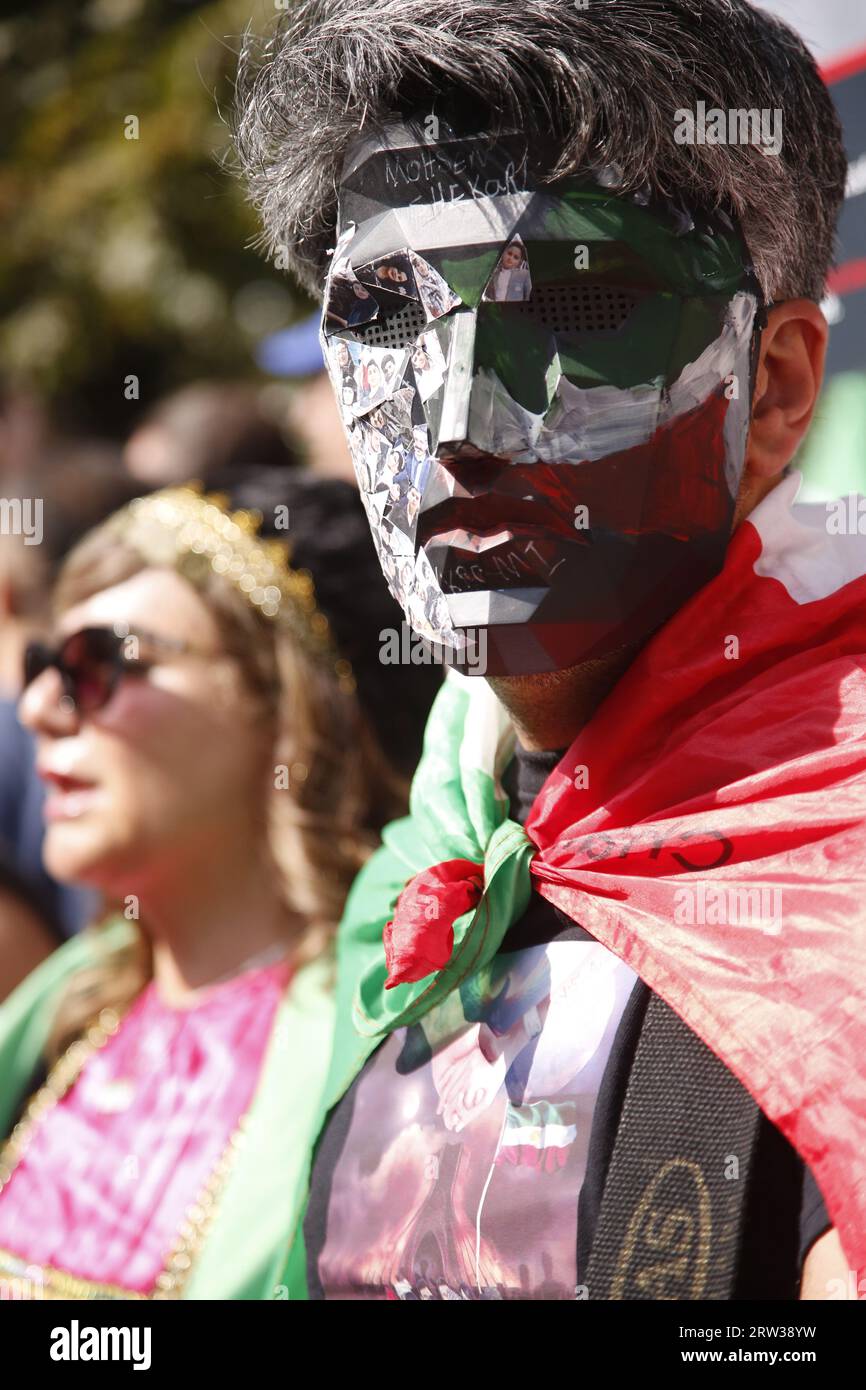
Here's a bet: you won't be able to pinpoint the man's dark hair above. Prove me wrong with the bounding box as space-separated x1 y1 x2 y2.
234 0 847 304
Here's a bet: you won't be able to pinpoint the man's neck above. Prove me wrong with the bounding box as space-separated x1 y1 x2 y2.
487 643 640 752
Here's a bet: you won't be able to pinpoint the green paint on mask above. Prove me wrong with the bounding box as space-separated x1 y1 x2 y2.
664 295 734 385
554 294 682 391
530 182 751 299
434 245 505 306
475 305 559 413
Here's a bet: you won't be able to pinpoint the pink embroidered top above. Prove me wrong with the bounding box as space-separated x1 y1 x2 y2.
0 956 290 1294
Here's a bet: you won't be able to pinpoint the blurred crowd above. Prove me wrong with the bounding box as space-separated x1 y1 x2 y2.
0 311 402 999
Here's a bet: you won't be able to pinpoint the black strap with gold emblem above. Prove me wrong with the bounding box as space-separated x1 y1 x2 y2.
585 992 766 1300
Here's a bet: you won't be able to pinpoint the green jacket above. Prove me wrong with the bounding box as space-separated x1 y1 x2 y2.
0 917 335 1300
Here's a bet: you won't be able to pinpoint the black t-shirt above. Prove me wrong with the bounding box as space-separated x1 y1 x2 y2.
304 745 831 1299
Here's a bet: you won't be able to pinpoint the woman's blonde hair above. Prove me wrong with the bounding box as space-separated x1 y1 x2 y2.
44 483 422 1062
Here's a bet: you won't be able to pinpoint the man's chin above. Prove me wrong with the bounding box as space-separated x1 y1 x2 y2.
486 640 643 693
427 603 633 679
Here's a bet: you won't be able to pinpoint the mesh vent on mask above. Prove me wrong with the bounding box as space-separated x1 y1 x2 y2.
354 300 429 349
352 282 641 348
512 284 641 334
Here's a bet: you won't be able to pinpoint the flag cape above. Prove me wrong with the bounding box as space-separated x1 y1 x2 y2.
336 471 866 1286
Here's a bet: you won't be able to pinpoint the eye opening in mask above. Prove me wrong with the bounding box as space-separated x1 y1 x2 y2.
506 282 645 336
352 299 429 350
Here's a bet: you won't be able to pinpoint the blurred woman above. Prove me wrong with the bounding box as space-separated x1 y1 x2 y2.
0 850 59 1001
0 470 438 1299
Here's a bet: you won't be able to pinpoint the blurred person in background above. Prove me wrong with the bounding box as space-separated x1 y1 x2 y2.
0 531 47 699
0 505 62 995
38 440 139 556
0 442 137 964
0 468 440 1299
256 313 356 484
0 850 59 1002
122 380 297 490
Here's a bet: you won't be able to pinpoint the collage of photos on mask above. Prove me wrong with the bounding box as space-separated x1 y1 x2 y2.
322 242 463 644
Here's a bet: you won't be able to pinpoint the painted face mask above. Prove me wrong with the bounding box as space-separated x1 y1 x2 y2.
321 122 766 677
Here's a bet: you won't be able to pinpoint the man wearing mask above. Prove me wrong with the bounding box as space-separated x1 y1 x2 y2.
237 0 864 1300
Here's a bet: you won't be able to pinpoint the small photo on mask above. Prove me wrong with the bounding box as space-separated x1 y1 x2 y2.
379 543 402 603
404 454 431 499
354 345 406 414
366 484 391 530
330 339 409 419
406 547 459 650
364 426 392 488
355 251 418 301
402 421 432 486
350 420 390 493
338 378 360 422
397 556 417 602
324 262 379 334
410 331 447 403
345 421 370 487
387 467 425 541
389 467 412 506
482 235 532 303
382 442 409 498
325 336 361 420
378 385 416 437
378 352 405 396
404 482 423 528
407 250 462 321
378 539 414 611
359 479 383 529
328 334 357 384
405 586 437 642
384 515 415 562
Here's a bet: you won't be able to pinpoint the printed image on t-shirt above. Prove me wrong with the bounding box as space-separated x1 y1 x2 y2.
315 940 637 1299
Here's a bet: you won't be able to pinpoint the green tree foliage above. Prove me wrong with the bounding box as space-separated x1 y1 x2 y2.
0 0 304 436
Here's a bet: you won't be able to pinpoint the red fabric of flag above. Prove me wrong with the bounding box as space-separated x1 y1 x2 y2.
523 494 866 1281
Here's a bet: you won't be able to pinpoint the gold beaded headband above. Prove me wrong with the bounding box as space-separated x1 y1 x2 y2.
103 482 355 692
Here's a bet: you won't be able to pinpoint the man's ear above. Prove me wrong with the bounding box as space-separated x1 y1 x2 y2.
745 299 829 480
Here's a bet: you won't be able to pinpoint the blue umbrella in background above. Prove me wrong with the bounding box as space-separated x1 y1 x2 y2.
256 310 324 379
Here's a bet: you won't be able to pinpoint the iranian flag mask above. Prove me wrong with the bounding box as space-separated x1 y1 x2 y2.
321 123 766 677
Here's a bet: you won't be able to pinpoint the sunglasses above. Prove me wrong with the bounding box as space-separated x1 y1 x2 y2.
23 626 192 714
